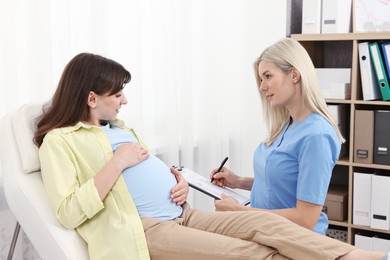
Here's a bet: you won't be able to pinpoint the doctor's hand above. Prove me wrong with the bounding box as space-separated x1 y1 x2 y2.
170 167 189 205
210 167 240 189
214 194 246 211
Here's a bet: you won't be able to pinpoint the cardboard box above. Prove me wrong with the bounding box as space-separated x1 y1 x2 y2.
371 175 390 230
373 237 390 253
353 172 372 226
321 0 352 34
354 234 390 253
302 0 322 34
324 185 348 221
355 234 373 250
316 68 351 99
354 110 374 164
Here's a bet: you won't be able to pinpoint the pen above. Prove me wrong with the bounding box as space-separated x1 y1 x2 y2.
210 157 228 183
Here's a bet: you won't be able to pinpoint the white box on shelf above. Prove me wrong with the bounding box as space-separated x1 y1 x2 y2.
373 237 390 253
355 234 372 251
316 68 351 99
371 175 390 230
353 172 372 226
321 0 352 33
302 0 322 34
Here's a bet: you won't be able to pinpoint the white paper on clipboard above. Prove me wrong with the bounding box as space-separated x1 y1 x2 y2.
179 167 250 206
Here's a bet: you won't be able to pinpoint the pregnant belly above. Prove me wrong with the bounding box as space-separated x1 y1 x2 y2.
122 154 182 220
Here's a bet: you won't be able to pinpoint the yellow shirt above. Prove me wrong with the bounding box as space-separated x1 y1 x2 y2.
39 120 150 260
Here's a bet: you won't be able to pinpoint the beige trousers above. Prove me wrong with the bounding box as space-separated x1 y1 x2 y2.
141 204 354 260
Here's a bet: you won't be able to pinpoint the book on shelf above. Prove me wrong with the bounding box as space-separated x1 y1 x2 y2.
381 42 390 82
369 42 390 101
358 42 381 100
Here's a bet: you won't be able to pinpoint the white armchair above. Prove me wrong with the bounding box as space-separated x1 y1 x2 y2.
0 103 88 260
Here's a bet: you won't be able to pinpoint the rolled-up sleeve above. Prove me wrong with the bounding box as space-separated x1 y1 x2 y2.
39 132 104 229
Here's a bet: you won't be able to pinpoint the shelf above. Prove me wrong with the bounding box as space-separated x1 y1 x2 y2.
290 0 390 246
292 26 390 246
326 99 352 104
351 224 390 235
336 159 350 167
291 32 390 41
329 220 349 228
354 100 390 106
352 162 390 171
325 100 390 108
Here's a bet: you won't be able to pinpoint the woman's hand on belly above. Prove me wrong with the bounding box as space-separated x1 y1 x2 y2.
170 167 189 205
113 142 150 170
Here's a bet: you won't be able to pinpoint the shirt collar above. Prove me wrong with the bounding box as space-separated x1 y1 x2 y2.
62 119 126 134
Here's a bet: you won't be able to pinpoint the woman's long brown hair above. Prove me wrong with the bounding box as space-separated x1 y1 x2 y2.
34 53 131 147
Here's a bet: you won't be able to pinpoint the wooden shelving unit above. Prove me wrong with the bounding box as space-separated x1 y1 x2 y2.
291 0 390 245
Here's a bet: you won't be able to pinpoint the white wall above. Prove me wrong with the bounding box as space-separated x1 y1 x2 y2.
0 0 286 196
0 0 286 258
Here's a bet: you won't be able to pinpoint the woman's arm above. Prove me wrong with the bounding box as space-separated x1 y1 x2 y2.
40 132 149 229
264 200 323 230
94 142 149 200
170 167 189 205
215 197 322 231
210 167 254 191
237 176 255 191
39 133 100 229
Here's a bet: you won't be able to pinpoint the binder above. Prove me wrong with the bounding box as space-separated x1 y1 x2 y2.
353 172 372 226
354 110 374 164
358 42 381 100
369 42 390 101
381 42 390 80
286 0 302 36
302 0 322 34
370 174 390 230
374 110 390 165
321 0 352 33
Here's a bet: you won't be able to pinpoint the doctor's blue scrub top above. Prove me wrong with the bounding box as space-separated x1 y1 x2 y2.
250 113 341 234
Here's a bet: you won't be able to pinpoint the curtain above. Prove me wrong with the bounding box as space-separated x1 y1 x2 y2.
0 0 286 258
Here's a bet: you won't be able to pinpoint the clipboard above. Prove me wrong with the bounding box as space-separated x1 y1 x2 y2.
177 167 250 206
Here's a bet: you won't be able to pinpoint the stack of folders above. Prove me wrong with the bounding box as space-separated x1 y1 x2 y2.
354 110 390 166
301 0 352 34
354 172 390 252
353 172 390 232
358 41 390 101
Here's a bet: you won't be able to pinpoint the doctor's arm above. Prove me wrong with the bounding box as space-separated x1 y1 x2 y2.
215 196 322 231
210 167 254 191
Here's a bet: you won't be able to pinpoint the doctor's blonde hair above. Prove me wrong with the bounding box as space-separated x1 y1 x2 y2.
253 38 345 145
